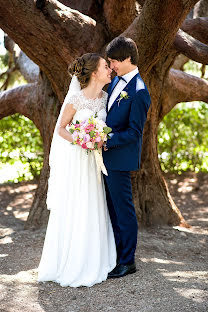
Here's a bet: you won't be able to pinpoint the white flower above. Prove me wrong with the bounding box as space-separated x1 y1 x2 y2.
97 126 104 133
117 91 129 107
120 91 128 97
86 142 94 149
79 131 84 139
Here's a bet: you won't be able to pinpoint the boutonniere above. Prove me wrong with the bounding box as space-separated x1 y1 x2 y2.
117 91 129 107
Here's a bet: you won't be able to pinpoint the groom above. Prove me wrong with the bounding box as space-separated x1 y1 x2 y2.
103 36 151 278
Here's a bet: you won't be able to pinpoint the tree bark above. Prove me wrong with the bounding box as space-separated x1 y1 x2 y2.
4 35 39 83
122 0 199 76
193 0 208 18
0 83 38 123
160 68 208 119
0 0 106 102
103 0 137 37
132 54 188 227
25 73 60 229
25 153 50 229
172 54 189 70
59 0 103 21
181 17 208 45
136 0 145 6
174 29 208 64
0 73 60 228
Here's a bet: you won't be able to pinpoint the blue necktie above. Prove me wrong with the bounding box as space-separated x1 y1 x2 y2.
118 76 127 83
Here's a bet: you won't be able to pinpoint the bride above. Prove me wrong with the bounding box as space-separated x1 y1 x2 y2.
38 53 116 287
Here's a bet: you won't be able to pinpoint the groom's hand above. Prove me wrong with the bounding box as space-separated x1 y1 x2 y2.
103 142 108 151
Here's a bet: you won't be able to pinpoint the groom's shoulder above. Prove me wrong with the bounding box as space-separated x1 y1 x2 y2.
131 75 150 104
134 74 150 96
134 74 145 92
107 76 118 93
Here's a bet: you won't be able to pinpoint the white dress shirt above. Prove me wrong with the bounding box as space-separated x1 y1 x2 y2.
108 67 139 111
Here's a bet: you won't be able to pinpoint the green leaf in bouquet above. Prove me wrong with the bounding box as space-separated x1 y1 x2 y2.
69 129 75 133
89 130 95 138
103 126 112 134
94 142 98 150
76 120 80 124
94 112 98 118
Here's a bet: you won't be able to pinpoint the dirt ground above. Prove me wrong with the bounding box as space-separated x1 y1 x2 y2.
0 172 207 312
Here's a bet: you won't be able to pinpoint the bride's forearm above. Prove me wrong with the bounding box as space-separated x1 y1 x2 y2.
58 127 73 143
57 103 76 143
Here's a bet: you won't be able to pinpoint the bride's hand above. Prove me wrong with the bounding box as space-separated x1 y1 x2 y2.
88 141 104 151
97 141 104 149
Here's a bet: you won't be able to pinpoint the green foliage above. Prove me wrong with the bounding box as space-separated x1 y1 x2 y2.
0 52 9 69
158 102 208 173
0 114 43 182
0 51 27 89
183 60 208 79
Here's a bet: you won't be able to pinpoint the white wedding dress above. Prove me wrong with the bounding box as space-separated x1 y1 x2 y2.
38 89 116 287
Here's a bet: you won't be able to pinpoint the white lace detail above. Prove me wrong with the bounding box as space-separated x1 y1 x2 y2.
67 90 107 114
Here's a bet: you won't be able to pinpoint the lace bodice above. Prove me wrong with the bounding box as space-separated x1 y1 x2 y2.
68 90 107 115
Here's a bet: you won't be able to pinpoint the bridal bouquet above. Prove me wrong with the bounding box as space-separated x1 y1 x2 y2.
68 114 112 151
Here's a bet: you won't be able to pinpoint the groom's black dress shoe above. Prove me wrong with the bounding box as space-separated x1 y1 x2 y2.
108 263 136 279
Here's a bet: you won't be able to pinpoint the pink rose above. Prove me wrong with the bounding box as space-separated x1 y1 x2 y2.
81 143 88 149
85 124 95 132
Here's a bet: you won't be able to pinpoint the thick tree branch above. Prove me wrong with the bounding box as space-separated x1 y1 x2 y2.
172 54 189 70
0 83 39 127
174 29 208 64
160 68 208 119
4 35 39 83
14 50 40 83
193 0 208 18
103 0 137 37
181 17 208 44
122 0 198 76
59 0 104 22
0 0 106 102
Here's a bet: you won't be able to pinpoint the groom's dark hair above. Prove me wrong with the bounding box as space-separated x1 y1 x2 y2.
106 36 139 65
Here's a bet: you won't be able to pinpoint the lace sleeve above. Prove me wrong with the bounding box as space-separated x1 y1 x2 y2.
66 94 80 110
65 90 107 113
103 91 108 103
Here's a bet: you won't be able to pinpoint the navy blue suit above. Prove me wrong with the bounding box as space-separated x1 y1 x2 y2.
103 72 151 265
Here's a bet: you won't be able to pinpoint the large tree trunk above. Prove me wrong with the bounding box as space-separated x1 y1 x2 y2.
25 73 60 229
132 57 187 227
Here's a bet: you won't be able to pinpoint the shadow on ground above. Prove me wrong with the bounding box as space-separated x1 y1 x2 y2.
0 174 207 312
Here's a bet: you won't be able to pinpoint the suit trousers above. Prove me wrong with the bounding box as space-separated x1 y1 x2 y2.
104 169 138 265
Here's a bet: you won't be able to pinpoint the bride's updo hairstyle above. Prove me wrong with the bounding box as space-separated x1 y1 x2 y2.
68 53 102 89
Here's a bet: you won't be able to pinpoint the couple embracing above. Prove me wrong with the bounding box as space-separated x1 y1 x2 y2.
38 36 151 287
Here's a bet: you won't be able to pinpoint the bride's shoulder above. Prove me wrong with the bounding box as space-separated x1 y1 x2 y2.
67 90 82 104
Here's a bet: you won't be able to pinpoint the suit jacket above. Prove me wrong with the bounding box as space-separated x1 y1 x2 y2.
103 72 151 171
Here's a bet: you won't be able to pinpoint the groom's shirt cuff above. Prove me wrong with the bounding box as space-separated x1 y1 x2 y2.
106 133 114 149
